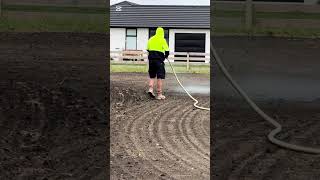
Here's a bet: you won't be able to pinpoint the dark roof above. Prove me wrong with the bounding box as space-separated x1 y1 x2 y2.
113 1 139 6
110 1 210 29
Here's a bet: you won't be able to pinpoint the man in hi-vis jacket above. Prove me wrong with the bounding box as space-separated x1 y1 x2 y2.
146 27 169 100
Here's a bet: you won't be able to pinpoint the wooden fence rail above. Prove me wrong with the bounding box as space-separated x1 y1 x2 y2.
110 51 210 62
110 50 210 70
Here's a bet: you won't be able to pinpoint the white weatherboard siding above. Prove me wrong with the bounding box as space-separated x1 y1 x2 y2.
110 28 126 51
111 28 149 51
137 28 149 51
169 29 210 55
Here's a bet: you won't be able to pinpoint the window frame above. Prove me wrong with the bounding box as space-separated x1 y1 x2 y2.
125 28 137 50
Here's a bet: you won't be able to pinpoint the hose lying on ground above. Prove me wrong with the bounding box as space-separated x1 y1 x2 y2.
166 59 210 111
211 43 320 154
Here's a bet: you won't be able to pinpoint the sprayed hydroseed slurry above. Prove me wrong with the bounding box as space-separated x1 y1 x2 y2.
212 36 320 179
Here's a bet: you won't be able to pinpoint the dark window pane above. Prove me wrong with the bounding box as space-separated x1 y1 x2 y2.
175 33 205 53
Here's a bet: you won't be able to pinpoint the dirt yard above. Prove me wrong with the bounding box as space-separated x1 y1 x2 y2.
212 36 320 180
110 73 210 179
0 33 107 179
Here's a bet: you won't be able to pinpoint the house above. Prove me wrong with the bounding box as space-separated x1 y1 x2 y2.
110 1 210 60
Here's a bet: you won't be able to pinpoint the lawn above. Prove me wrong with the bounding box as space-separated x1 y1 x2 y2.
110 62 210 74
0 14 107 32
0 4 108 32
213 26 320 38
2 4 106 14
213 10 320 20
212 10 320 38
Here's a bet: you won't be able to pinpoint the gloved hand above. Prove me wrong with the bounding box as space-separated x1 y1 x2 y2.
164 51 169 59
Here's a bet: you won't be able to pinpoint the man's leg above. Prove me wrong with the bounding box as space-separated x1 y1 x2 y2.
156 78 165 100
157 78 162 95
148 60 156 98
156 61 166 100
149 78 155 92
148 78 156 98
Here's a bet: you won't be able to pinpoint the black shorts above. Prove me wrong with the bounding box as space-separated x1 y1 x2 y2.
148 59 165 79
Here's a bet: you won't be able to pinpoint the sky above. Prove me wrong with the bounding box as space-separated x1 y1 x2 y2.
110 0 209 5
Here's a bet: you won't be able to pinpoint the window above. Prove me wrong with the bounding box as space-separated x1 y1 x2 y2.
149 28 169 45
126 28 137 50
175 33 205 53
174 33 206 62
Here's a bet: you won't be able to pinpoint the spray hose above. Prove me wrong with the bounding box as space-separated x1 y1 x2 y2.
211 43 320 154
166 59 210 111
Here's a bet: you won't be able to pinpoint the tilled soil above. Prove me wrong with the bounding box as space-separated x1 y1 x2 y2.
213 99 320 180
0 33 107 179
110 73 210 180
212 36 320 180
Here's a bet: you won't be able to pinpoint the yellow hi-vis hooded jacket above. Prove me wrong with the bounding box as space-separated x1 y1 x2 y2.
147 27 170 61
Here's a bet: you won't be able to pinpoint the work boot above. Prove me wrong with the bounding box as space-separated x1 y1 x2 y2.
156 89 165 100
147 88 156 98
156 94 166 100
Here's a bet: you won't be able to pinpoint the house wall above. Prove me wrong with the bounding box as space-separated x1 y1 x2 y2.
110 27 211 55
110 27 149 51
110 28 126 51
137 28 149 51
169 29 210 54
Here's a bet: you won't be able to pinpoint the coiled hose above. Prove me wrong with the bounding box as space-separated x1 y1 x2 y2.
211 43 320 154
166 59 210 111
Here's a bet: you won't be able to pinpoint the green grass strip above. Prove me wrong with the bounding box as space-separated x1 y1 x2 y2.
213 26 320 38
110 63 210 74
3 4 107 14
213 10 320 20
256 11 320 20
0 15 108 32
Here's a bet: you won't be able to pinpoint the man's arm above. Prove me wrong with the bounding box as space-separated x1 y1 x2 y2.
163 39 169 59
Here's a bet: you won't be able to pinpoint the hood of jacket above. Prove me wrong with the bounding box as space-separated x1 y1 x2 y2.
155 27 164 38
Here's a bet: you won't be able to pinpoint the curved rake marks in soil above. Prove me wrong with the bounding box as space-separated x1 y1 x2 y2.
140 100 209 179
122 102 173 177
181 101 210 157
226 121 320 179
112 99 210 179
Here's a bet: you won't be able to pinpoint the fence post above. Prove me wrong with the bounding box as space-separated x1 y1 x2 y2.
170 52 174 62
186 52 190 71
119 51 123 61
0 0 2 18
245 0 253 31
205 54 209 64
